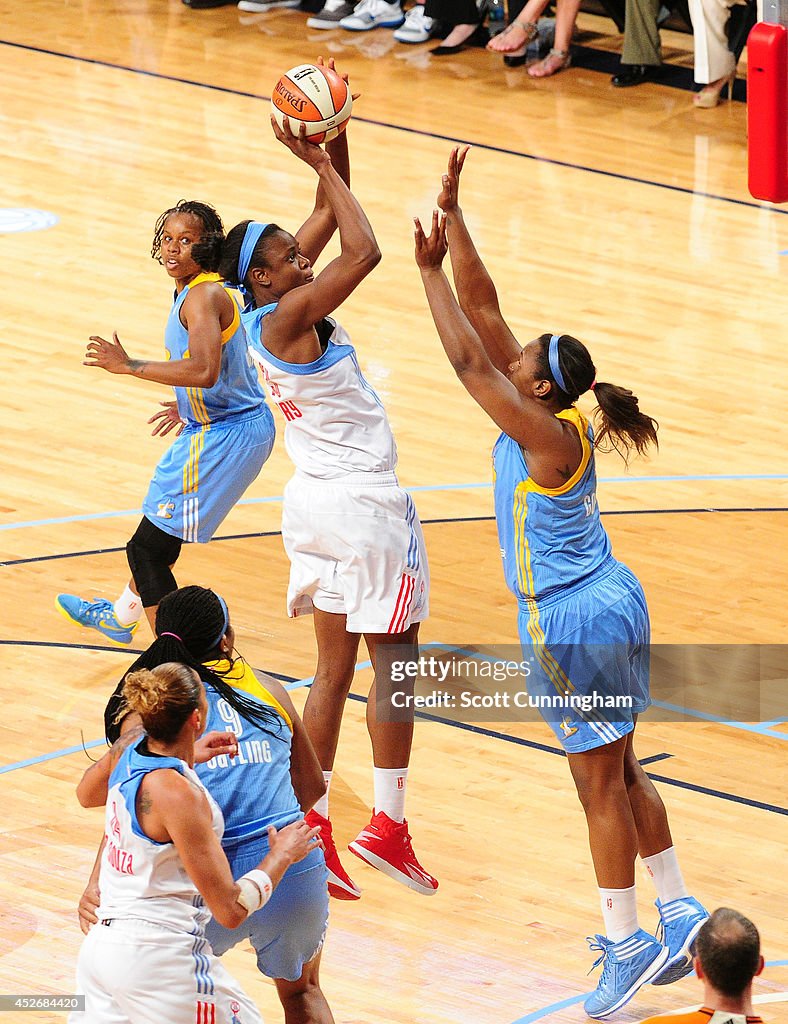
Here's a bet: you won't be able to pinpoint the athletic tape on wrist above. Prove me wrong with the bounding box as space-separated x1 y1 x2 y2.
236 869 273 916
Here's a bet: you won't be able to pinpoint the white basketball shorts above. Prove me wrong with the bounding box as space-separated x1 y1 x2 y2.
70 918 263 1024
281 471 430 634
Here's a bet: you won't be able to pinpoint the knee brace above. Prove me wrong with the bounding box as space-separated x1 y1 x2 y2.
126 518 183 608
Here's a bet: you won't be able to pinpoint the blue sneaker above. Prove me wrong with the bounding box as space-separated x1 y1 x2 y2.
56 594 138 646
651 896 709 985
584 929 670 1019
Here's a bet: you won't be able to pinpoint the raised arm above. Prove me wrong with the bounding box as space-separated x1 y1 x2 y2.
437 147 522 375
295 60 352 264
415 212 573 476
84 282 235 388
264 118 380 359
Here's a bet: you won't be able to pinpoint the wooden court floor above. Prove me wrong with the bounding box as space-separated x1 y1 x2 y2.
1 1 787 1022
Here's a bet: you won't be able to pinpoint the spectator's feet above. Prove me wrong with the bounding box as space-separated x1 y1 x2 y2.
348 810 438 895
527 47 571 77
693 73 735 107
339 0 404 30
431 22 489 55
393 4 436 42
584 930 670 1019
237 0 299 9
487 18 538 53
611 63 663 87
56 595 138 646
652 896 709 985
304 810 362 900
306 0 356 27
183 0 236 7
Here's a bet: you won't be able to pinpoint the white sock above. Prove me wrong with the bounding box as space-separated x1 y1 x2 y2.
313 771 332 819
599 885 639 943
322 0 344 10
641 847 689 904
113 585 143 626
373 766 408 823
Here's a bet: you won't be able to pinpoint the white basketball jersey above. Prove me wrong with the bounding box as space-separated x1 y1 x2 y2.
244 309 398 480
96 741 225 935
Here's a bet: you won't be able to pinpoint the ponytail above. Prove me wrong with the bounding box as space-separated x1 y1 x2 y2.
592 381 658 460
105 586 282 744
537 333 658 462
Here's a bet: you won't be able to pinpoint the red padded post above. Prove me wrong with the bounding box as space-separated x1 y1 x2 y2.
748 22 788 202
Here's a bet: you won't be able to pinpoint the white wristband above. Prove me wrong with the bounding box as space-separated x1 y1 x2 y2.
236 869 273 916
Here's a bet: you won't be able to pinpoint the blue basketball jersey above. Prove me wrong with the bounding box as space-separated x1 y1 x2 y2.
493 406 612 604
194 660 301 848
165 273 264 426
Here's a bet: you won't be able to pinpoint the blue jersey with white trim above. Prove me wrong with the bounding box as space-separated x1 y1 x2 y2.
493 406 612 603
165 273 265 426
243 304 397 479
194 660 301 848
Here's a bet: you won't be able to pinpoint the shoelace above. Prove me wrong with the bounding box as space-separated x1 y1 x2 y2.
586 935 614 976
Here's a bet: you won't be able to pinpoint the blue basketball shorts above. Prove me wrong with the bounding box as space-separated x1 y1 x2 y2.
205 838 328 983
517 561 651 753
142 404 275 544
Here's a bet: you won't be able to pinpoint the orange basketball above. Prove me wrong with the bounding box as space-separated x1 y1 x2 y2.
271 63 353 145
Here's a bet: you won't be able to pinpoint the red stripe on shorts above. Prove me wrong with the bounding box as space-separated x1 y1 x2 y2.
388 574 414 634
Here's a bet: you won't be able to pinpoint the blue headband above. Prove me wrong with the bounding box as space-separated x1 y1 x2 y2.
548 334 569 394
237 221 269 285
210 593 230 650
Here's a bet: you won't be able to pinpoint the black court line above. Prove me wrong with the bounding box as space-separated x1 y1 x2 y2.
348 691 788 817
1 38 785 218
0 639 296 684
2 507 786 569
3 640 782 815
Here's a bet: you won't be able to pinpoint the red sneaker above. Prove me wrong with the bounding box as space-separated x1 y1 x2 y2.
305 809 361 900
348 810 438 896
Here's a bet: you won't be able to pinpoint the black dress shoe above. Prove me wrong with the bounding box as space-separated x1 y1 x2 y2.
611 63 662 87
182 0 236 8
431 23 489 55
503 49 528 67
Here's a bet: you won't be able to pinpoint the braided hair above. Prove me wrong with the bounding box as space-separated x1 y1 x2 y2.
105 586 282 744
535 333 658 460
151 200 225 273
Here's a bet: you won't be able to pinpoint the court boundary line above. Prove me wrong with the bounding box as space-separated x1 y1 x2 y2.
2 481 787 533
1 38 787 217
2 507 787 567
2 643 785 813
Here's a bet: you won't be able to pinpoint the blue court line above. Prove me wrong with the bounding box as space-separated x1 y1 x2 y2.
2 655 785 814
7 505 782 568
508 961 788 1024
651 699 788 740
1 38 786 218
0 479 781 536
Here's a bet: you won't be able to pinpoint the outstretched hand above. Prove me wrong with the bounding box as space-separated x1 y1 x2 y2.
271 113 332 169
414 210 448 271
149 401 185 438
316 55 360 102
437 145 470 213
84 332 131 374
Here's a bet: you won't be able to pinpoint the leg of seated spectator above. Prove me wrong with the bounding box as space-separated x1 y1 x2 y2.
487 0 546 52
527 0 581 75
689 0 738 83
622 0 663 66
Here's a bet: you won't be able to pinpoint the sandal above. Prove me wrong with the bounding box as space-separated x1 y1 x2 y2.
487 18 538 53
527 48 571 77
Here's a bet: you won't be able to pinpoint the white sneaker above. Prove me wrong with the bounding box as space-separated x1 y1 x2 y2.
393 4 435 42
237 0 299 11
339 0 404 30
